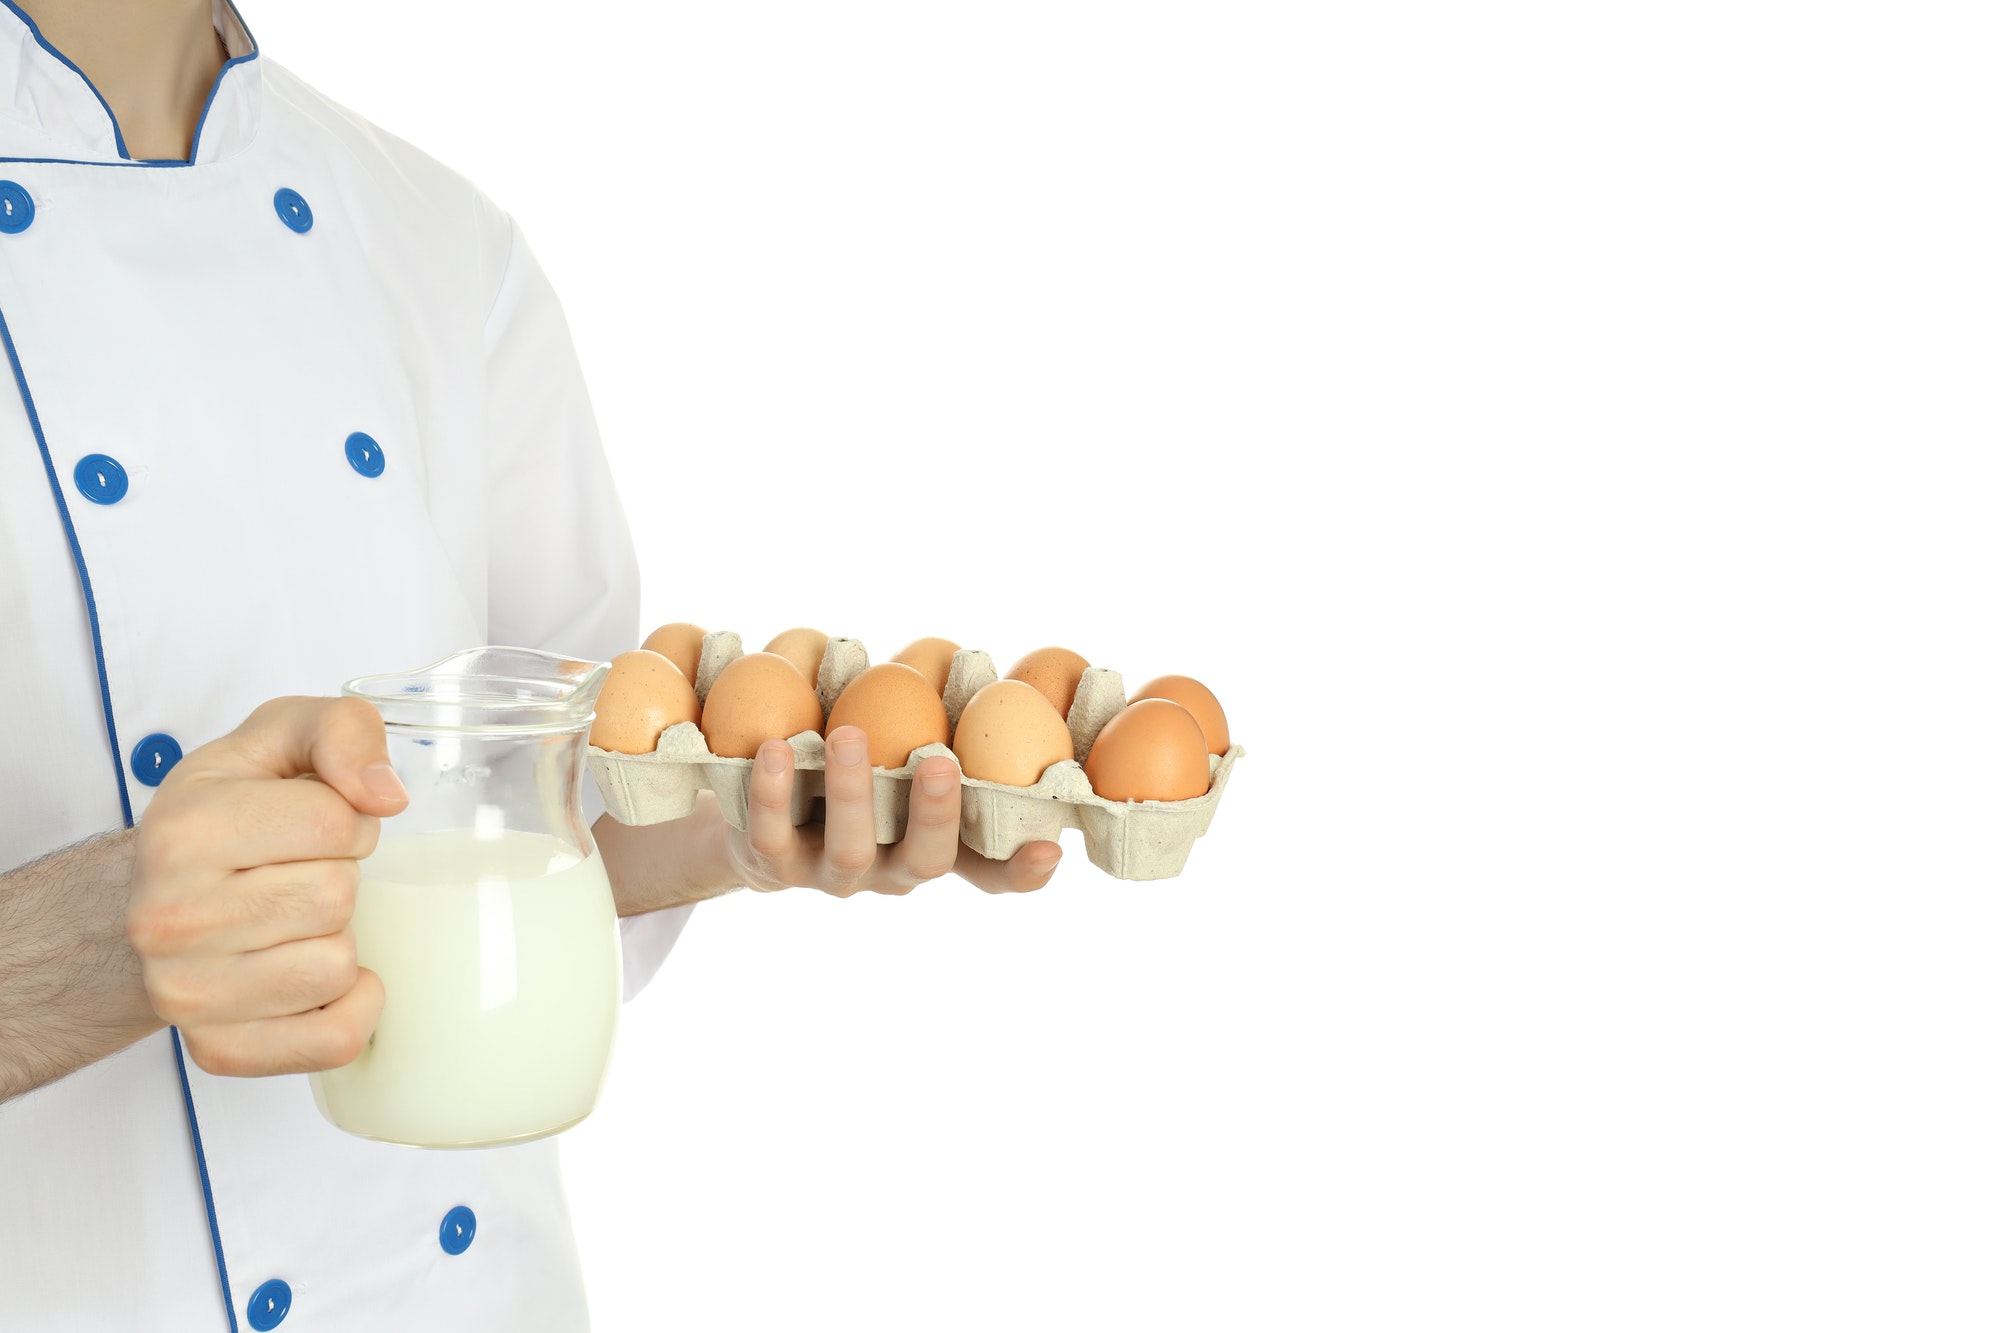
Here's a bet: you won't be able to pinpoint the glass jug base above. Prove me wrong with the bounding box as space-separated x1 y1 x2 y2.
328 1109 594 1151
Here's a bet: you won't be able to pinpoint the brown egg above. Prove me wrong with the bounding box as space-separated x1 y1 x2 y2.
891 637 960 695
763 627 830 688
1006 646 1090 720
1084 699 1211 802
952 680 1074 787
591 650 700 754
825 663 951 768
699 652 824 758
1128 675 1230 755
639 622 706 681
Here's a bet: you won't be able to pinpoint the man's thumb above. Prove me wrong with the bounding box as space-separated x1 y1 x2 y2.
228 696 409 816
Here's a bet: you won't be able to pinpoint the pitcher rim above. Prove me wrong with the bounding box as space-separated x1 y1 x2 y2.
342 645 611 735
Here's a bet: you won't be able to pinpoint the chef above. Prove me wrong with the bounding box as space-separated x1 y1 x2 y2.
0 1 1062 1328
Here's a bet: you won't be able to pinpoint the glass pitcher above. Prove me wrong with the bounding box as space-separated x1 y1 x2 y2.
308 646 622 1149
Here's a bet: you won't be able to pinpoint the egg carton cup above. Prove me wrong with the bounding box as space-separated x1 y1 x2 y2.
590 721 953 845
588 632 1244 880
955 745 1244 880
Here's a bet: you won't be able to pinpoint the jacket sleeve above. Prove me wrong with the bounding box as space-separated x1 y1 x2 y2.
482 213 693 1001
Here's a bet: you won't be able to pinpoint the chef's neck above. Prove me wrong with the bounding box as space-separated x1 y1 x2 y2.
17 0 226 161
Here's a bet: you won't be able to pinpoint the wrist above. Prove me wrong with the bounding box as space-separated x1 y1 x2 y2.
0 827 163 1102
594 793 749 916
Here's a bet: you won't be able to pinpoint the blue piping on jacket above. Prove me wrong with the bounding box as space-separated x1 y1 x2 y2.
0 0 262 167
173 1030 241 1333
0 0 129 159
5 298 245 1333
187 0 261 165
0 301 132 826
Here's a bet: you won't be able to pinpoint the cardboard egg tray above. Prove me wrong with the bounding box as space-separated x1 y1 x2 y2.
586 632 1244 880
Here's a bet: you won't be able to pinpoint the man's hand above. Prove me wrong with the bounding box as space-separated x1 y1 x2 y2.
589 722 1064 915
126 697 409 1078
731 725 1062 897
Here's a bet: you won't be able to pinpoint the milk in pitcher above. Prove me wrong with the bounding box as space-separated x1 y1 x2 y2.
309 828 622 1148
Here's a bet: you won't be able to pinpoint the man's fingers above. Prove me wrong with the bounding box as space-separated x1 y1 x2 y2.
743 740 800 880
729 734 1061 898
131 856 360 958
821 727 879 888
889 756 963 885
151 930 361 1027
954 839 1063 895
204 695 408 818
212 859 360 954
178 966 384 1078
146 778 379 875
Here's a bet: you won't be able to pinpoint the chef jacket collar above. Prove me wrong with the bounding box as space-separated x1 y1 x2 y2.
0 0 260 166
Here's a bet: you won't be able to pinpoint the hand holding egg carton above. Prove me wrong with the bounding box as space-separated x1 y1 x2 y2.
586 625 1244 880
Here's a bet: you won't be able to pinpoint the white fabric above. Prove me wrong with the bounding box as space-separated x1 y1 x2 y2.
0 8 688 1328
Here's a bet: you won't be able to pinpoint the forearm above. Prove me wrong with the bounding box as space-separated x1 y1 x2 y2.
593 791 747 916
0 829 164 1103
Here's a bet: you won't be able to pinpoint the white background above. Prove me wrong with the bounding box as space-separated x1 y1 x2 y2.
258 3 1995 1330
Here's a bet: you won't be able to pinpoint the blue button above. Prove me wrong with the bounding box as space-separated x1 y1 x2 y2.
345 431 385 478
0 181 32 234
439 1205 477 1255
273 187 313 234
73 454 129 505
246 1278 292 1331
130 733 182 787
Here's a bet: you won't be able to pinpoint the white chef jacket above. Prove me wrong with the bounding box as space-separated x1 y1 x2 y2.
0 3 692 1328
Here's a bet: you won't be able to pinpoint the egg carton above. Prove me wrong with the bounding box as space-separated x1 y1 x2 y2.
586 632 1244 881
